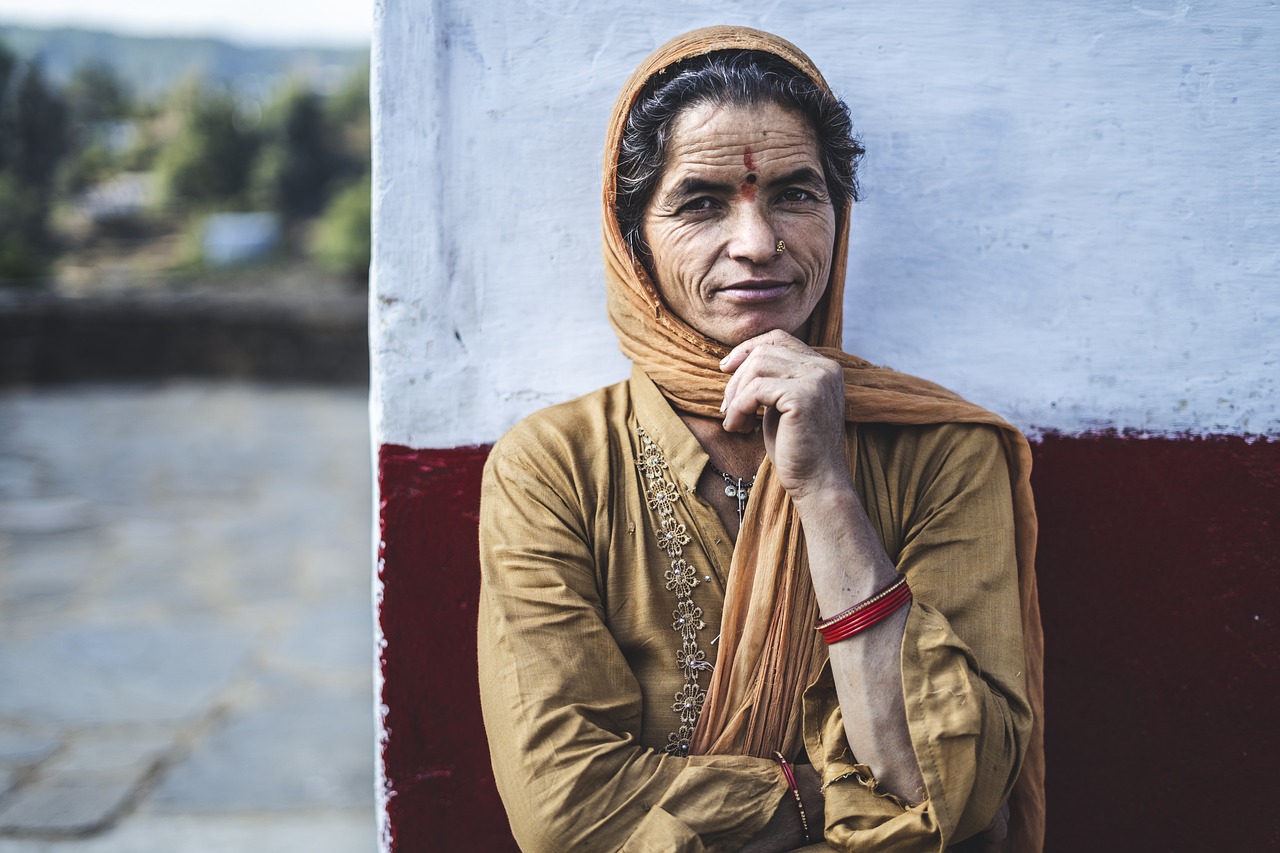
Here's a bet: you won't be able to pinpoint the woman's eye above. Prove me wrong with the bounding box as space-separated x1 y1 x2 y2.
678 197 719 214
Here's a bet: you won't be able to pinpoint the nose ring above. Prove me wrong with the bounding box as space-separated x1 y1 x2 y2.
775 239 786 254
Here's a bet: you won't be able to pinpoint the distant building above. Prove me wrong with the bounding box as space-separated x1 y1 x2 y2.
76 172 156 221
202 212 280 266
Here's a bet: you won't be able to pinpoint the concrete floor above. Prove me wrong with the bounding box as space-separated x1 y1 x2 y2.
0 383 377 852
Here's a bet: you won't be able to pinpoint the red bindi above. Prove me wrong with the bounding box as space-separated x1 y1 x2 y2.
741 151 759 200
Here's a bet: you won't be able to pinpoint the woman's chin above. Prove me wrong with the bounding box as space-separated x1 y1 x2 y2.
707 316 812 349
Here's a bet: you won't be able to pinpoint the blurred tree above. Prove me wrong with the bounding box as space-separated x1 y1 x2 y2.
326 62 370 172
10 59 69 194
0 173 48 279
62 136 114 194
64 62 132 127
115 100 165 174
306 63 370 281
0 47 16 174
61 62 136 192
250 84 338 219
156 83 257 209
313 173 370 283
0 45 69 280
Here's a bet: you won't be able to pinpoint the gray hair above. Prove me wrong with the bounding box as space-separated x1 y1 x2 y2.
615 49 864 259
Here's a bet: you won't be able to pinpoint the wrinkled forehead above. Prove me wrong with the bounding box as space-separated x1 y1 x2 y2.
659 101 821 174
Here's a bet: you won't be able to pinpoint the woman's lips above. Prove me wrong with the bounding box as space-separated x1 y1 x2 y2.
719 280 794 302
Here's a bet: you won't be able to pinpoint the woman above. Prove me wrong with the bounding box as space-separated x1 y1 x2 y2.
478 26 1044 852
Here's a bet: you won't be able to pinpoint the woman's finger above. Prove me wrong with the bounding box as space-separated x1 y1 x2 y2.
722 346 809 411
723 345 841 419
722 375 791 432
719 328 809 373
726 375 849 493
723 371 834 433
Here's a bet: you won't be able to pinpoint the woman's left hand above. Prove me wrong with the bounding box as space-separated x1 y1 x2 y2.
724 330 926 804
720 329 851 503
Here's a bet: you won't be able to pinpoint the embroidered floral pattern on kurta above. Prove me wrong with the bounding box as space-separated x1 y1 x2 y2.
636 425 710 756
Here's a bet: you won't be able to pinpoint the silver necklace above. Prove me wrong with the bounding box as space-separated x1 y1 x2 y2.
711 464 755 526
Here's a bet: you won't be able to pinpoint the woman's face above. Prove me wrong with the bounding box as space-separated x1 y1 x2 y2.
641 100 836 347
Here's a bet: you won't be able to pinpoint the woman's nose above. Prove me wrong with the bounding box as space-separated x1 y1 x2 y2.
726 204 778 264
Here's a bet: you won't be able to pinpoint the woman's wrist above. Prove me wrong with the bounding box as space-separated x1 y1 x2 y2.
792 475 899 606
787 468 858 517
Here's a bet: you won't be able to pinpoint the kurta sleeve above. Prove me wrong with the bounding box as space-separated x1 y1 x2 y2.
478 423 787 853
805 424 1032 851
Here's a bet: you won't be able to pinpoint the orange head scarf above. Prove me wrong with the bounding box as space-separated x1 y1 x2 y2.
602 26 1044 851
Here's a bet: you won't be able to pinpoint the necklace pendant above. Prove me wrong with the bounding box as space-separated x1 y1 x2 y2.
711 466 756 528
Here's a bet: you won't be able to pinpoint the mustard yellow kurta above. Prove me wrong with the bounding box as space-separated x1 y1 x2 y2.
478 369 1031 852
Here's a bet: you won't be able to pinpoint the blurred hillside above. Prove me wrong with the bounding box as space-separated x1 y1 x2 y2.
0 24 365 98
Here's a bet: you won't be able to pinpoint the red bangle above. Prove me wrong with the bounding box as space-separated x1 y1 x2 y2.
773 751 812 844
819 583 912 643
816 576 907 629
816 578 912 644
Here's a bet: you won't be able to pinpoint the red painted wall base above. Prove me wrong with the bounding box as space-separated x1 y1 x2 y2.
377 445 514 853
378 436 1279 852
1032 434 1278 851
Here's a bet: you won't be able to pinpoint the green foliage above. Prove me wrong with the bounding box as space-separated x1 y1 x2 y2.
156 83 258 209
250 84 339 219
65 61 132 127
0 173 49 280
6 58 68 191
247 142 286 212
0 43 67 280
313 175 370 282
327 63 370 165
172 213 212 274
62 142 113 194
116 107 163 173
0 47 15 169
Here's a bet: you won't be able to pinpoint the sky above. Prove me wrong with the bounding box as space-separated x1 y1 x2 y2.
0 0 371 47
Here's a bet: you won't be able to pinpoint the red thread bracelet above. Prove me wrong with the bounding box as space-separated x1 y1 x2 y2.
816 578 912 644
773 751 811 844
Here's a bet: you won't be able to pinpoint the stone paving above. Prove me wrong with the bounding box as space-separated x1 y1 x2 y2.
0 383 376 852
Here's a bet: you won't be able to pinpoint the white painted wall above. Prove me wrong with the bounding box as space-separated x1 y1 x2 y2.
372 0 1280 447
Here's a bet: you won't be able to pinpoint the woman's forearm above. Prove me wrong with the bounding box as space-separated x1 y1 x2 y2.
792 483 926 803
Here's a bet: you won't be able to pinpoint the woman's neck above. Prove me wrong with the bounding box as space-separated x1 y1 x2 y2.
677 411 766 542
